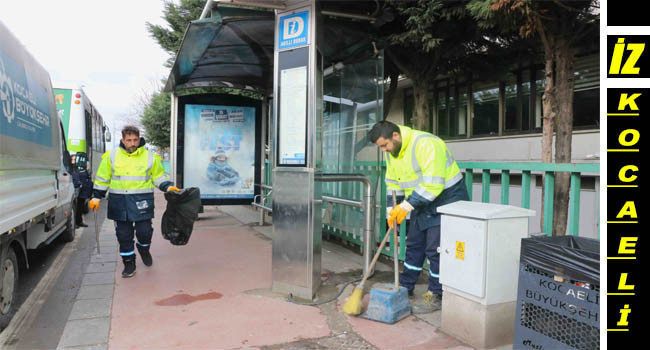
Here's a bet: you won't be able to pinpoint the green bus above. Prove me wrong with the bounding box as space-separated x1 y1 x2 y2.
53 87 111 174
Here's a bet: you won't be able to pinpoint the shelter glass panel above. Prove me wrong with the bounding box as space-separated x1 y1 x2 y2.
321 50 383 245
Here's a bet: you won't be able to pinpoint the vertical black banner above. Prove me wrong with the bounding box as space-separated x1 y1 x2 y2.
606 5 648 345
606 86 645 342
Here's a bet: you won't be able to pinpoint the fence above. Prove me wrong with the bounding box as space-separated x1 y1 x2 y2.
261 160 599 262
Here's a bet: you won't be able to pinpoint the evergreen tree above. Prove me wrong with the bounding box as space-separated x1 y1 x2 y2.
469 0 599 235
381 0 499 130
140 88 171 150
146 0 205 68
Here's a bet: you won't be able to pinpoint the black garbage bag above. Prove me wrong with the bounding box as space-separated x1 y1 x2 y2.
521 235 600 285
161 187 202 245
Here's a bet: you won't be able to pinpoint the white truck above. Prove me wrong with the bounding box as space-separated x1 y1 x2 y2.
0 21 76 324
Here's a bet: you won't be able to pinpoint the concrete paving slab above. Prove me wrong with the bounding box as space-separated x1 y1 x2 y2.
81 272 114 286
95 246 118 254
59 344 108 350
85 262 117 274
90 253 118 263
76 284 115 300
58 318 110 348
68 298 112 320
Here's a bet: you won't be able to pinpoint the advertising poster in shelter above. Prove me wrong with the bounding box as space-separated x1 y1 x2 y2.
183 104 255 199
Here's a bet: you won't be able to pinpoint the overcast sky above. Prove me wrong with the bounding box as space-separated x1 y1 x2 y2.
0 0 172 149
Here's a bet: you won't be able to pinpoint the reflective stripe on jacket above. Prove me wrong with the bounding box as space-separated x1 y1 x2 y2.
93 145 172 221
385 125 468 229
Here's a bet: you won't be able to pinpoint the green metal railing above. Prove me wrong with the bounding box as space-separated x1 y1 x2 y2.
261 160 599 262
460 162 599 236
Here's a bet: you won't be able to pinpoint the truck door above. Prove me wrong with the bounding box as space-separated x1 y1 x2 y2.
56 120 74 225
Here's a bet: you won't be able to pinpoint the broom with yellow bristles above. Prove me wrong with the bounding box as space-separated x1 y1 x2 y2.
342 224 396 315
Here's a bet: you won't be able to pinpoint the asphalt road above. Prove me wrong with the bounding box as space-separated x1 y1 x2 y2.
0 208 107 349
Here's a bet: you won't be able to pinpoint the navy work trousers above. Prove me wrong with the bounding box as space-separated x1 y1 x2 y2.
399 223 442 294
115 219 153 257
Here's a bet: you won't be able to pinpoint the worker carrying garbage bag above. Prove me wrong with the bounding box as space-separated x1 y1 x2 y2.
206 147 240 186
90 125 181 278
367 121 469 313
161 187 201 245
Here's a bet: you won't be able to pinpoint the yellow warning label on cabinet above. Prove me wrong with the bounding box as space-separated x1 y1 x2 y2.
456 241 465 261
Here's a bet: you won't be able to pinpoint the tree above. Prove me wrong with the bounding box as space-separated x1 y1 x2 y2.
142 1 264 152
140 88 171 150
146 0 205 67
382 0 499 130
469 0 599 236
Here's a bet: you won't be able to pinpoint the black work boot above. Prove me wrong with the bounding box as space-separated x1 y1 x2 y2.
137 245 153 267
121 256 136 278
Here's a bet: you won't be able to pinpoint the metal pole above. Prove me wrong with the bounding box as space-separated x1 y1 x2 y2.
392 190 398 290
315 174 374 276
322 195 362 208
260 97 268 226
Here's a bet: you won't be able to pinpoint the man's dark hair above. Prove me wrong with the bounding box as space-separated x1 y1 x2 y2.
367 121 400 143
121 125 140 138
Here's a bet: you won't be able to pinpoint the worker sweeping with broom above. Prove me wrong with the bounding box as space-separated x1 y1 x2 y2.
344 121 468 315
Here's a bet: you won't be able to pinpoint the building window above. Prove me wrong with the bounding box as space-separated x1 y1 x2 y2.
574 89 599 127
457 86 468 137
504 70 531 133
534 70 545 130
505 73 518 131
434 81 468 140
401 54 598 138
472 82 499 136
573 55 599 128
437 89 448 137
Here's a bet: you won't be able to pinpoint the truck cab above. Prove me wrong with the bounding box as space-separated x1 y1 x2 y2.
1 20 77 325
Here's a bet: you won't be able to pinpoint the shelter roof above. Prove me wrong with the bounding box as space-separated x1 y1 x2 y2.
164 7 274 94
164 5 387 96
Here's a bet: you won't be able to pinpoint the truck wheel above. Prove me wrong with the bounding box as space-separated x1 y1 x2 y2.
0 249 19 325
61 206 76 242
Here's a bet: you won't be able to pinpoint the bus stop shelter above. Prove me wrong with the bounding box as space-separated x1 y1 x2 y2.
165 0 387 300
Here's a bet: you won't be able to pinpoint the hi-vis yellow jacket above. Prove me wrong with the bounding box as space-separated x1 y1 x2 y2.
93 141 172 221
385 125 468 229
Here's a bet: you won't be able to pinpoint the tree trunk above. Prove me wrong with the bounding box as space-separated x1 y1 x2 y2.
411 77 430 131
552 38 575 236
540 38 556 232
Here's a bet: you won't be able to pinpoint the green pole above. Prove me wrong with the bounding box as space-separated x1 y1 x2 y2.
569 173 581 236
482 169 490 203
501 170 510 205
521 171 531 209
465 169 473 201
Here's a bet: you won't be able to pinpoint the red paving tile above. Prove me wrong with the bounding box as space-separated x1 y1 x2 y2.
108 193 469 349
109 195 329 349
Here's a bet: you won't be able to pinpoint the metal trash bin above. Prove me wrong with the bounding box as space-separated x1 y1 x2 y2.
513 236 600 350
